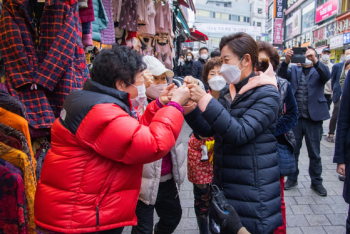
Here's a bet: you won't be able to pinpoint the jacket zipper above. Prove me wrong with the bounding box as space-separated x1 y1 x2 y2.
96 205 99 226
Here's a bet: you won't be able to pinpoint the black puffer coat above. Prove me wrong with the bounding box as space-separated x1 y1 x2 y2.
185 84 282 234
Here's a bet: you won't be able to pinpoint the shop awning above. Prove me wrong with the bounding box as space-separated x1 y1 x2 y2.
178 0 195 13
186 29 208 42
176 9 190 35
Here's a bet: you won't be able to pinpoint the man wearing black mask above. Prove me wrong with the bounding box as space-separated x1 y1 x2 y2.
278 47 331 196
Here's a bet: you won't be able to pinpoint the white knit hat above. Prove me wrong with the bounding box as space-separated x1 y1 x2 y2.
143 56 174 78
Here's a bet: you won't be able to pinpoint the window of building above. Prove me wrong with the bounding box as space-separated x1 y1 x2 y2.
253 21 255 26
231 15 237 21
257 22 262 26
215 12 222 19
258 8 262 14
240 16 244 22
302 2 315 33
216 3 220 6
222 13 229 20
224 3 228 7
196 10 210 17
247 17 250 23
256 36 261 41
238 16 241 21
342 0 350 13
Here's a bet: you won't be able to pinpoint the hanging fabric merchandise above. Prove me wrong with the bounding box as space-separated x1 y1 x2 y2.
92 0 109 42
78 0 88 8
119 0 139 32
137 0 149 25
138 0 156 37
0 0 89 130
100 0 116 44
154 33 174 69
135 36 154 56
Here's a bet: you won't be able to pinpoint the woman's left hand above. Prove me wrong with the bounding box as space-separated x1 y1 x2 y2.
159 84 176 105
187 84 207 103
184 76 199 85
144 70 153 89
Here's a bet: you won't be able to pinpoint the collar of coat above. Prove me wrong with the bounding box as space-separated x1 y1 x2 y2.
83 79 132 111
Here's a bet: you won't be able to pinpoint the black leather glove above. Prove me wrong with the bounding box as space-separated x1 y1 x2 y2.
211 202 243 234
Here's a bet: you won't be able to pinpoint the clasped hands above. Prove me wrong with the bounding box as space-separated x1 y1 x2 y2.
159 76 208 106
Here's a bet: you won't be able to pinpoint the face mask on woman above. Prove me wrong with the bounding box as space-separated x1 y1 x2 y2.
131 84 146 110
208 76 226 91
219 57 245 84
179 58 184 63
187 56 192 60
146 84 168 100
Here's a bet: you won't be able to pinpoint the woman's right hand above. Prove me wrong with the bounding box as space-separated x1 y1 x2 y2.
171 84 191 106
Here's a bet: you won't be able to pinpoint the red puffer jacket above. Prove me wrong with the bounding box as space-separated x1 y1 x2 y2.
34 79 184 233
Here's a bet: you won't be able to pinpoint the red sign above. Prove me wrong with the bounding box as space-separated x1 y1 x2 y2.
274 18 283 44
313 27 324 43
315 0 338 23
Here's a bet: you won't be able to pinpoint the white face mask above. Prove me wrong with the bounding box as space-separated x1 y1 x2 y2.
187 56 192 60
219 58 245 84
201 54 208 60
322 54 330 61
179 58 184 63
302 58 313 66
208 76 226 91
345 55 350 61
130 84 146 110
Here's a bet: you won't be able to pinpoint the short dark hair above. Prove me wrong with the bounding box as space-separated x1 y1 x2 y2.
202 57 222 85
179 54 185 58
210 50 221 58
90 45 146 88
257 41 280 71
345 59 350 69
199 47 208 54
220 32 268 72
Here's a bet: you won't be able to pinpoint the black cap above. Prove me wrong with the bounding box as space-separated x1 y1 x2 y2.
322 48 331 53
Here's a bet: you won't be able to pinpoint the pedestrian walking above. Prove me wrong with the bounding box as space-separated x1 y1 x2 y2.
184 32 282 234
34 45 191 234
186 57 226 234
320 48 333 110
191 47 209 90
278 47 331 196
258 41 299 234
327 47 350 143
333 72 350 234
183 51 195 76
176 54 186 77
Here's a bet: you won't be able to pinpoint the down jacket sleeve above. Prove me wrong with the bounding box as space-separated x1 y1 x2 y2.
75 103 184 165
201 86 280 146
184 106 215 138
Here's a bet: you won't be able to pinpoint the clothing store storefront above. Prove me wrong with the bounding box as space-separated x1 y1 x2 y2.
0 0 194 232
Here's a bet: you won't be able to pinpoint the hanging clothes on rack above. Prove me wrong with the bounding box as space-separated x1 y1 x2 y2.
138 0 156 37
100 0 116 44
112 0 122 23
0 0 88 129
119 0 139 31
135 37 154 56
92 0 109 41
0 142 36 234
155 1 171 34
154 34 174 69
137 0 149 25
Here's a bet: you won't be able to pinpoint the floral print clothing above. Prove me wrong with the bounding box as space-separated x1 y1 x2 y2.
0 164 28 234
187 134 214 184
118 0 138 31
0 143 36 234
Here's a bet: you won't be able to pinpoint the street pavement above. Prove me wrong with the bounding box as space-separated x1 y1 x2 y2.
123 118 348 234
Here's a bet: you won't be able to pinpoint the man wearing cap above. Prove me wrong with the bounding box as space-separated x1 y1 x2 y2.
321 48 333 110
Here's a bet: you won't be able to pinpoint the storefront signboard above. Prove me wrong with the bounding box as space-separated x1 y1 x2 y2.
330 34 344 49
335 19 349 34
315 0 338 23
274 0 283 18
313 27 325 43
344 32 350 44
195 23 262 35
292 10 302 37
274 18 283 44
284 31 311 48
285 0 305 15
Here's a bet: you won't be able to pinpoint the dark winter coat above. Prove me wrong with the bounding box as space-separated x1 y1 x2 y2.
185 83 282 234
333 73 350 204
331 61 344 103
275 77 298 176
278 61 331 121
183 59 193 76
191 58 206 81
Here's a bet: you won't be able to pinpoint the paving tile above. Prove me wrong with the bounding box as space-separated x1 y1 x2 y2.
295 196 316 205
312 195 336 205
326 213 347 225
329 203 349 214
332 186 344 196
284 189 302 197
290 205 314 215
305 214 331 226
286 227 303 234
286 205 294 215
309 204 334 214
298 188 319 196
300 226 326 234
286 215 310 227
176 217 198 230
323 225 346 234
188 208 196 218
284 196 297 205
180 198 194 208
330 195 346 204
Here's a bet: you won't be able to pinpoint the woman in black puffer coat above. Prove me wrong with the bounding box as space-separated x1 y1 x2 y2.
184 33 282 234
183 51 194 76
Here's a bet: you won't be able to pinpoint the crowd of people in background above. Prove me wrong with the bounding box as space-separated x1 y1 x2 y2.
33 32 350 234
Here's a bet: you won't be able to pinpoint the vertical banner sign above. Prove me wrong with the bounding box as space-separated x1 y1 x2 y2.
274 18 283 44
275 0 283 18
315 0 338 23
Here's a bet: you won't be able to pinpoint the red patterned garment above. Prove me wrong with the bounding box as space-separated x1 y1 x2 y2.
0 164 28 234
187 134 214 185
